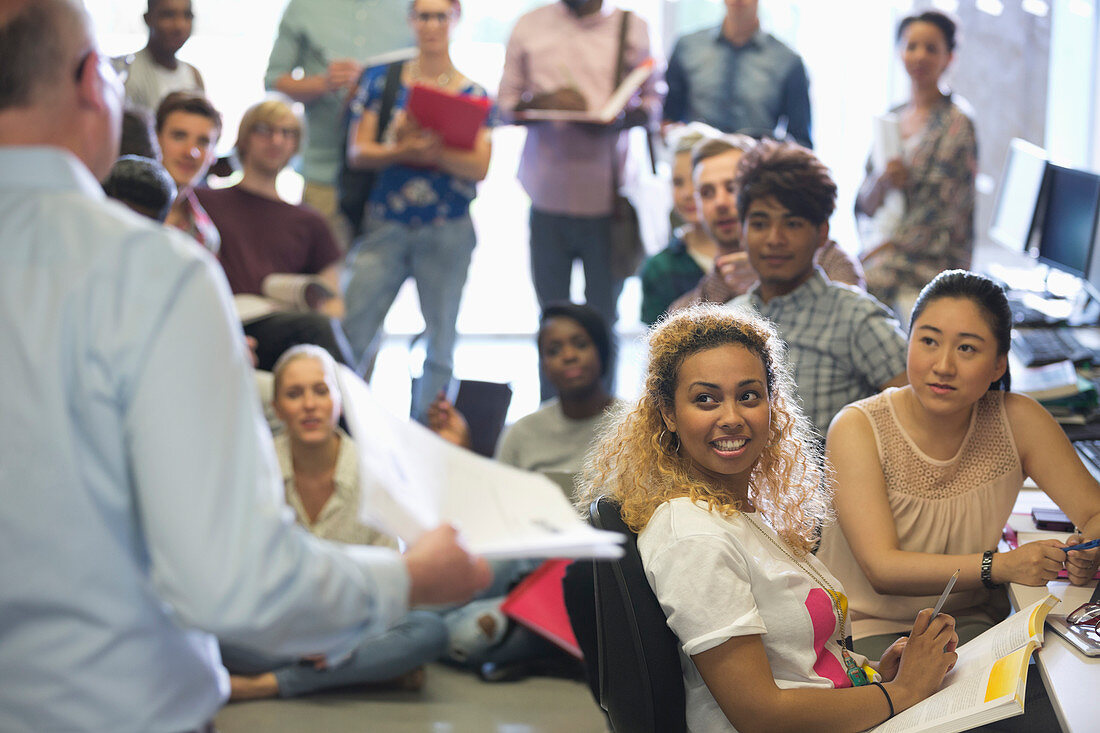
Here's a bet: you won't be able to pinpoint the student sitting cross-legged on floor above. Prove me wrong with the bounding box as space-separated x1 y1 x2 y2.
575 304 959 732
224 345 448 700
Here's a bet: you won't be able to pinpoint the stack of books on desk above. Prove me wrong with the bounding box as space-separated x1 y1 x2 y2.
1013 359 1099 422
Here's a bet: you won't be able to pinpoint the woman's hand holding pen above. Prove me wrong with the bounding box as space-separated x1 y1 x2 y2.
994 540 1069 586
1063 535 1100 585
887 609 958 713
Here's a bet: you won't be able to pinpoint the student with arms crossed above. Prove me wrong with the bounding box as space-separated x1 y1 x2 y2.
818 270 1100 660
576 305 958 732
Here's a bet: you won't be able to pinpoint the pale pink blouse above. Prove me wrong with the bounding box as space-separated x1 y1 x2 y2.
817 389 1023 639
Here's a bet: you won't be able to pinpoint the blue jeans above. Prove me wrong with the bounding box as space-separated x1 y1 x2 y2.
342 216 476 421
219 610 447 698
528 208 622 329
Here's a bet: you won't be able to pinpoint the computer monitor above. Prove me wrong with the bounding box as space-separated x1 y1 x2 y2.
989 138 1048 251
1034 164 1100 279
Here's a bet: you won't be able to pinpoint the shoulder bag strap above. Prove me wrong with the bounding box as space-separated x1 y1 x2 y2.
376 61 406 142
610 11 632 195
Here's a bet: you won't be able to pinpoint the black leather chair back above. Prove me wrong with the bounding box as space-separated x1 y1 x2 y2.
588 497 687 733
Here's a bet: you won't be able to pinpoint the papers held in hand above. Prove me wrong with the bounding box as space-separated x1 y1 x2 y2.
516 58 656 124
336 366 625 560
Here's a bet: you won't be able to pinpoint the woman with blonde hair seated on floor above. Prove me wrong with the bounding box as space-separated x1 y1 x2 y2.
576 304 959 732
224 344 447 700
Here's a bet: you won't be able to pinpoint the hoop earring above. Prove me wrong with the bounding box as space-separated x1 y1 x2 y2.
660 428 680 452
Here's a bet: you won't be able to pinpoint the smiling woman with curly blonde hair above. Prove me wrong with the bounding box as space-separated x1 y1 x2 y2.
576 302 828 554
576 303 960 733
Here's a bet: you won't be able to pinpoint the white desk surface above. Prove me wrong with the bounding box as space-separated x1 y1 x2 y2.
1008 489 1099 733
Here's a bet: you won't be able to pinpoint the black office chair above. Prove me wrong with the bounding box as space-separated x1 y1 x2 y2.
581 496 687 733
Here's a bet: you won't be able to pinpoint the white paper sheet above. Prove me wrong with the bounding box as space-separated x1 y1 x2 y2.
337 366 625 559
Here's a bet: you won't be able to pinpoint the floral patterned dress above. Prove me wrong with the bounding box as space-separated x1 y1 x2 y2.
858 96 977 304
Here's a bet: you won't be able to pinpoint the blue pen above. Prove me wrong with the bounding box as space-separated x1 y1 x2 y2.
1063 537 1100 553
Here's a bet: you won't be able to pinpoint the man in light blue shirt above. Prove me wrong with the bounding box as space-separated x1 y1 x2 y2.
265 0 412 247
664 0 813 148
0 3 488 731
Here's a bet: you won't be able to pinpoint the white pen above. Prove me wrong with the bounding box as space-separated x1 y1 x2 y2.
932 569 960 616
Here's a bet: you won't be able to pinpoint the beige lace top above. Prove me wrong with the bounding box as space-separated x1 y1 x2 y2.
817 388 1023 639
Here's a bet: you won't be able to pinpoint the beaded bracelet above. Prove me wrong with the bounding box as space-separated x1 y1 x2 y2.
873 681 894 720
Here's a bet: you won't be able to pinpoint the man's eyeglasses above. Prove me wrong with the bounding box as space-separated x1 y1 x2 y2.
252 123 301 141
411 11 454 24
75 49 127 88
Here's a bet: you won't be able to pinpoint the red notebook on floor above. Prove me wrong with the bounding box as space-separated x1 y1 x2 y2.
501 558 582 659
407 83 491 150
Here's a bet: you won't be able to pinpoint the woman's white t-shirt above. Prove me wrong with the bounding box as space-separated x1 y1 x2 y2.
638 497 866 732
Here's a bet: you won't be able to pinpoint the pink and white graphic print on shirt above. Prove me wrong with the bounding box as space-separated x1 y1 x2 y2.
805 587 851 687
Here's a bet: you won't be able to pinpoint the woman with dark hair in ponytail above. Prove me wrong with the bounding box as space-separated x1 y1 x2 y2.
819 270 1100 661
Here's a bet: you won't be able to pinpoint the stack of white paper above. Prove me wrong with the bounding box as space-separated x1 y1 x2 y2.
872 113 902 170
337 366 625 560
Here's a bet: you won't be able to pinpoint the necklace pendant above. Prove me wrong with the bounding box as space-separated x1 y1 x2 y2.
840 645 868 687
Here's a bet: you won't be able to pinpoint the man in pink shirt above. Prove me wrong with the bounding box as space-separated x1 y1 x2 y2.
498 0 660 338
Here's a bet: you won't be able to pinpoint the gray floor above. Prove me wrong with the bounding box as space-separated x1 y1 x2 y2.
215 662 609 732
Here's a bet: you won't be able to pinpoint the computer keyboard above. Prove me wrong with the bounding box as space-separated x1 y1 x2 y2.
1007 297 1058 327
1012 327 1094 366
1075 439 1100 471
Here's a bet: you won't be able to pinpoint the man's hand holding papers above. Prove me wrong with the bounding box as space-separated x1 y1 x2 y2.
337 366 625 560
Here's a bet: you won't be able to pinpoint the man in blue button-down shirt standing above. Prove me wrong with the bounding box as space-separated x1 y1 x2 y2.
664 0 813 148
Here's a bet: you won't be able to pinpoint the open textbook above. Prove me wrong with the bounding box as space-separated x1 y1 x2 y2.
870 595 1060 733
516 58 656 124
335 365 625 560
232 274 337 324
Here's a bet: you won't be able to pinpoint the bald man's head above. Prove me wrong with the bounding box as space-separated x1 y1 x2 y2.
0 0 124 180
0 0 90 111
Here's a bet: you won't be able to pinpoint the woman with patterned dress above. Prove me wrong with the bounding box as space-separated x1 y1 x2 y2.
856 10 977 321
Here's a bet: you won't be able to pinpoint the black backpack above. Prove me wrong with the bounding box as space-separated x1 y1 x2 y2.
338 61 404 239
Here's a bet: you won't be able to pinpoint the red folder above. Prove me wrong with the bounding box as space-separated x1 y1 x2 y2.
500 558 582 659
407 83 491 150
